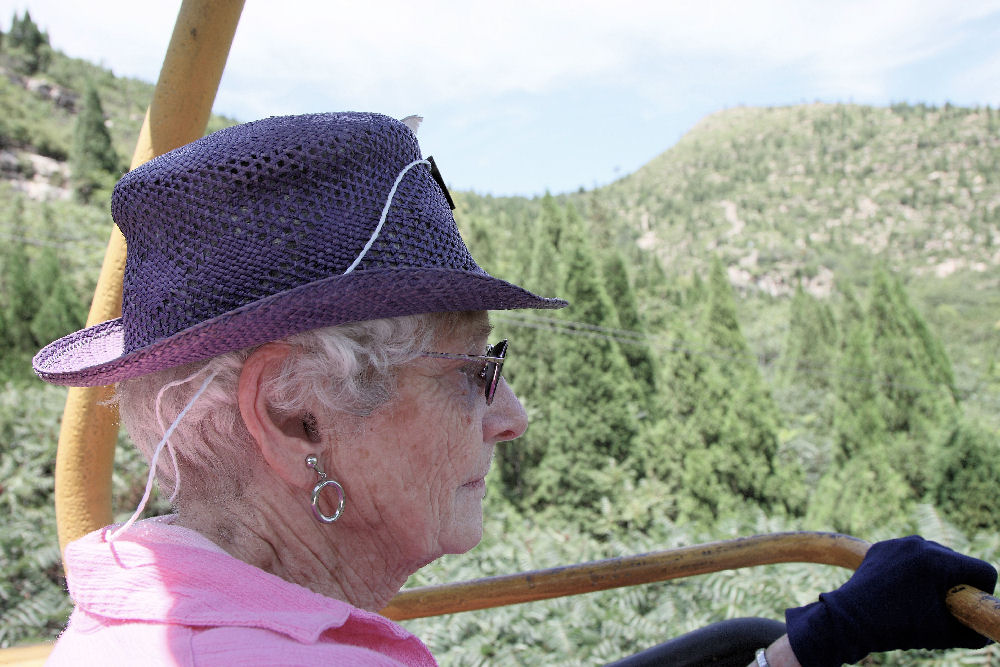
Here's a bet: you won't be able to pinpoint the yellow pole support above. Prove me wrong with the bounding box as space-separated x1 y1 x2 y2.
54 0 245 556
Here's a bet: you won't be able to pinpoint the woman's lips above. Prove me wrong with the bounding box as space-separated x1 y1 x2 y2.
462 478 486 492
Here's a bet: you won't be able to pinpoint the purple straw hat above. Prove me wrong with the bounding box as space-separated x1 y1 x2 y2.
33 112 566 387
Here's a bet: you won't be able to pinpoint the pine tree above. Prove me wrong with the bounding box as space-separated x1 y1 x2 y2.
496 194 568 503
780 282 837 389
652 259 791 521
5 11 51 75
866 268 958 496
29 247 84 347
1 207 37 353
0 240 36 381
804 448 914 537
633 251 675 330
933 419 1000 533
645 326 717 512
602 251 657 395
71 85 120 199
831 321 886 461
889 275 955 398
867 269 957 434
689 272 707 304
836 282 865 336
521 205 641 515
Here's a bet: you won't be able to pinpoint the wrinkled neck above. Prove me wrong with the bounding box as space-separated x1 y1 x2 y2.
173 474 421 612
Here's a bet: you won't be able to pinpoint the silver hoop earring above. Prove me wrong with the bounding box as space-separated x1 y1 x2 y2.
305 455 345 523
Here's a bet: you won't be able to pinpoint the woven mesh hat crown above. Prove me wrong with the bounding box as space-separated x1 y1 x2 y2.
33 112 566 386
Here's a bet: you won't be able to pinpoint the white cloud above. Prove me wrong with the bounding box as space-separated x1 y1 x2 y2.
217 0 1000 114
4 0 1000 193
7 0 1000 115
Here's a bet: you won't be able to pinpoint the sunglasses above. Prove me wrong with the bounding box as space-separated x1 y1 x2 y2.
421 339 508 405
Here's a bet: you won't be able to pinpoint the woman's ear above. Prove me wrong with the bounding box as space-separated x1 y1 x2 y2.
238 343 313 487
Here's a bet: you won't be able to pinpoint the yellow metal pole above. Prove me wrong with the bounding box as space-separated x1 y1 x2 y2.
54 0 245 556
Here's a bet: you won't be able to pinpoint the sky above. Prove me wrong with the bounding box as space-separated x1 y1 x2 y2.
4 1 1000 196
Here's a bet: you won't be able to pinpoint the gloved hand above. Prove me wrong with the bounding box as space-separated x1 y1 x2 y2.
785 535 997 666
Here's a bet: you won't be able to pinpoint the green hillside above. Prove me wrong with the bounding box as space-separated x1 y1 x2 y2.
1 14 997 664
607 103 999 278
454 102 1000 430
582 103 1000 427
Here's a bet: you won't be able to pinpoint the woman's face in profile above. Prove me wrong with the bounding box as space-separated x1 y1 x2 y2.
330 314 528 566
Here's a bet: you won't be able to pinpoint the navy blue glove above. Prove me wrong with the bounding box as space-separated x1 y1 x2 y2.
785 535 997 666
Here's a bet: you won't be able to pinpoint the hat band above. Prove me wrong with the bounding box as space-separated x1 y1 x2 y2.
343 158 430 275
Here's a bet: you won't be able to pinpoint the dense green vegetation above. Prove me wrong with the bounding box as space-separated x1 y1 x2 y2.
1 11 998 664
463 191 996 536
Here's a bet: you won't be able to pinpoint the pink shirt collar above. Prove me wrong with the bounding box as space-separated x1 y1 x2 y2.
63 516 417 646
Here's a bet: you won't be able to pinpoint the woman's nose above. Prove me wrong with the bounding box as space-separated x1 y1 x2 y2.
484 377 528 443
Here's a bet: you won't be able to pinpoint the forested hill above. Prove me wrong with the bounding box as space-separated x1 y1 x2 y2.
454 102 1000 299
593 103 1000 292
447 98 1000 538
452 100 1000 421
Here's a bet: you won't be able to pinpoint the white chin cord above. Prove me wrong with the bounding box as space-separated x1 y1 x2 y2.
107 369 218 542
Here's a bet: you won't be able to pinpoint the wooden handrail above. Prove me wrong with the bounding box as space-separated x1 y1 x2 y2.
381 532 867 619
0 644 50 666
947 585 1000 643
381 531 1000 643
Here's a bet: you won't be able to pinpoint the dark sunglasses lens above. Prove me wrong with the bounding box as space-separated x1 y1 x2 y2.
484 361 499 404
484 341 508 405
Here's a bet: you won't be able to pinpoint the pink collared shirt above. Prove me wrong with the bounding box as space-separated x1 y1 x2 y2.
48 517 437 666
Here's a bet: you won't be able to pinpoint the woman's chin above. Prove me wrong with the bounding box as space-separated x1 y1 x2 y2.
441 499 485 554
449 525 484 555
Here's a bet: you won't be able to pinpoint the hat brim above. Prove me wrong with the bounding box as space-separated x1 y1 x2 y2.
33 267 567 387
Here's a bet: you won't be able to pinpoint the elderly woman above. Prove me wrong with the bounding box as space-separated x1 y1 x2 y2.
34 113 995 666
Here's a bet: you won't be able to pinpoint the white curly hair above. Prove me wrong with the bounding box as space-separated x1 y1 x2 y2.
118 311 475 511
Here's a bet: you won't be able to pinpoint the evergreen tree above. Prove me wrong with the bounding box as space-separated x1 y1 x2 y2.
889 275 956 398
780 282 837 389
867 269 957 434
602 251 657 395
835 282 865 339
831 321 886 461
71 85 120 200
704 260 744 349
813 308 914 537
496 194 568 503
866 268 958 496
933 420 1000 534
688 271 707 311
633 251 675 331
646 326 721 517
1 206 37 353
29 247 84 347
653 259 792 521
5 11 51 75
632 249 667 294
0 239 36 381
804 448 914 537
522 205 641 515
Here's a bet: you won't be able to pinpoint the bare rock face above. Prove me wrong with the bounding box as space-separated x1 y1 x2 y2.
23 75 78 112
0 149 71 201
